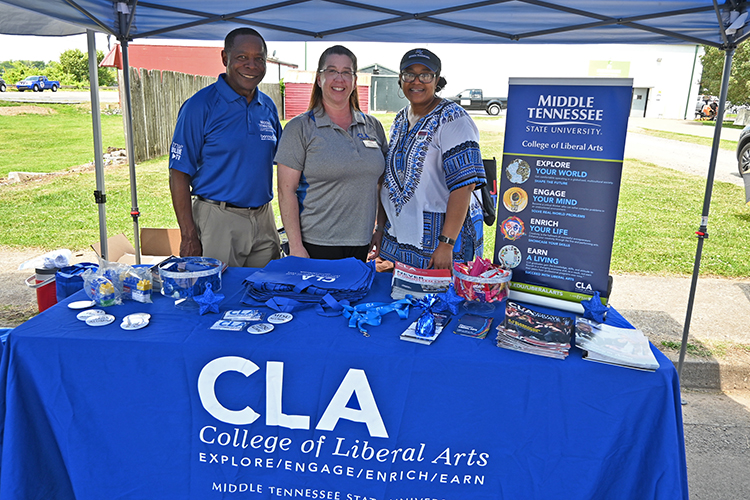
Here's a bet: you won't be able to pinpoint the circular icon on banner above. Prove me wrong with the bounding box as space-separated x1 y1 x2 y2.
85 314 115 327
248 323 274 335
503 187 528 212
268 312 293 324
77 309 106 321
505 159 530 184
500 216 526 241
498 245 522 269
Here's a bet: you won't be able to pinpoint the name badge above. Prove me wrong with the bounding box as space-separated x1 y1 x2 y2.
362 139 379 148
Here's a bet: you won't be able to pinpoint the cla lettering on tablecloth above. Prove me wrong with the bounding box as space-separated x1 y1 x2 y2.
197 356 388 438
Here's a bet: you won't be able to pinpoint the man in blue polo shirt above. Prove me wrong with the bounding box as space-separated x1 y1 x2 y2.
169 27 282 267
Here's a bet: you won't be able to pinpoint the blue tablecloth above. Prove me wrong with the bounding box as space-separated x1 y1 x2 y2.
0 268 688 499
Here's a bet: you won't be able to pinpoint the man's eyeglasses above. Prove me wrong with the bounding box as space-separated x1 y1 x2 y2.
319 68 356 80
400 72 436 84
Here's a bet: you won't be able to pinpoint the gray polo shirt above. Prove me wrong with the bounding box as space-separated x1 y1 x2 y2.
275 107 388 246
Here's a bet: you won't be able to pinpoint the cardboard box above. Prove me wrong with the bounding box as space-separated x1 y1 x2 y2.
91 228 181 265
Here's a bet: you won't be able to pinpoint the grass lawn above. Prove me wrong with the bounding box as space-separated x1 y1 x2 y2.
636 128 738 151
0 102 126 178
1 107 749 278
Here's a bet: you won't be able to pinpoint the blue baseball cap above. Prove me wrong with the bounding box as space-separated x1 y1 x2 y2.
400 48 441 74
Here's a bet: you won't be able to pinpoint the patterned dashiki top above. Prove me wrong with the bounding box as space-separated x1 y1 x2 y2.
380 99 486 268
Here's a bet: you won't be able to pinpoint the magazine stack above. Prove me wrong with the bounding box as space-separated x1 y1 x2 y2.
495 301 573 359
575 318 660 371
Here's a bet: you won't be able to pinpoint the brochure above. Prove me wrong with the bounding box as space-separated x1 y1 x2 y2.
391 262 452 299
400 312 453 345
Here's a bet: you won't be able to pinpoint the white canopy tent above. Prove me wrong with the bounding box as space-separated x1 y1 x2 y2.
1 0 748 379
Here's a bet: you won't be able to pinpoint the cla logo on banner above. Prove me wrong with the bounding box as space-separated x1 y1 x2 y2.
198 356 388 438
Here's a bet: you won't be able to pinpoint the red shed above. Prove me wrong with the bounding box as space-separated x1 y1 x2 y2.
100 43 296 82
284 70 370 120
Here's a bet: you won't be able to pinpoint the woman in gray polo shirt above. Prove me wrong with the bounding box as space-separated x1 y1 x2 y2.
275 45 388 262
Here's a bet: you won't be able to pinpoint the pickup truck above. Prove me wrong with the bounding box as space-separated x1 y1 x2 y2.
446 89 507 115
16 76 60 92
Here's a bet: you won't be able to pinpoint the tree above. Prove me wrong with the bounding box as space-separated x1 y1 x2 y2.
56 48 117 87
699 44 750 106
59 49 89 83
1 61 44 86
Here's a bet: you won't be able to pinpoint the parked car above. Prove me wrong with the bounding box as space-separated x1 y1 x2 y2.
15 75 60 92
736 125 750 176
0 77 6 92
446 89 507 115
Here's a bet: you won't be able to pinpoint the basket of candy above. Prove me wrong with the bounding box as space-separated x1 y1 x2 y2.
453 257 512 304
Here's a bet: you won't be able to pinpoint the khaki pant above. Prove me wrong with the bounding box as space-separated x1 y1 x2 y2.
193 198 281 268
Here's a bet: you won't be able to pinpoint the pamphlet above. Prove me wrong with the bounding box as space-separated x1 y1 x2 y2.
453 314 493 339
400 312 452 345
391 262 452 300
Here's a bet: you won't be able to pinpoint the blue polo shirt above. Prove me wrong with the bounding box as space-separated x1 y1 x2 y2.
169 74 281 208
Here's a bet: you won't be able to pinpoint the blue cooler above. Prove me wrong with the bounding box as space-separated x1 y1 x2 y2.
56 263 98 302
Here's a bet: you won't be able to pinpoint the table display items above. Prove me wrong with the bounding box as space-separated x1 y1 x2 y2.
241 257 375 310
193 283 224 315
121 313 150 331
158 257 223 310
223 310 264 322
68 300 96 310
81 260 154 306
453 314 494 339
76 309 106 321
453 257 511 311
495 300 573 359
397 287 462 344
575 317 660 371
400 311 452 345
85 314 115 327
581 291 609 322
390 261 452 299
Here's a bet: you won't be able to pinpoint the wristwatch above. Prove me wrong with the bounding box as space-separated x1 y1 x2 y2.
438 234 456 246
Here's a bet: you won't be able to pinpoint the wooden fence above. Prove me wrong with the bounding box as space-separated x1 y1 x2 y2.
121 68 282 163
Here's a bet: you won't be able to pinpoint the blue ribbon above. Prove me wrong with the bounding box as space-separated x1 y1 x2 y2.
330 299 414 335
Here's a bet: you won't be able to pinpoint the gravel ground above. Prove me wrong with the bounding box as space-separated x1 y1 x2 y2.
0 246 97 327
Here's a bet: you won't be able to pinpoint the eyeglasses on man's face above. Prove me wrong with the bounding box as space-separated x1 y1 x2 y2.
319 68 356 80
400 72 436 84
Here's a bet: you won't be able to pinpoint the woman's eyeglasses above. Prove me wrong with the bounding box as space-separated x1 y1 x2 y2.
319 68 356 80
400 72 436 84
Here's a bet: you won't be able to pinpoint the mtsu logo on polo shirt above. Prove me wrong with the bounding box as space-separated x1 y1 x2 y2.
171 142 184 160
259 120 277 142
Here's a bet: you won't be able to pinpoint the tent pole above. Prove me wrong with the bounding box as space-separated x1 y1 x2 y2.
86 30 108 260
119 39 142 264
677 46 735 382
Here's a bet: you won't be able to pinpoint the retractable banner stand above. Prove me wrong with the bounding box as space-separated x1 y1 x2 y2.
494 78 633 311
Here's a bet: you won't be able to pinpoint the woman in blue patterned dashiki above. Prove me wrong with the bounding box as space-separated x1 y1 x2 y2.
372 48 486 269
